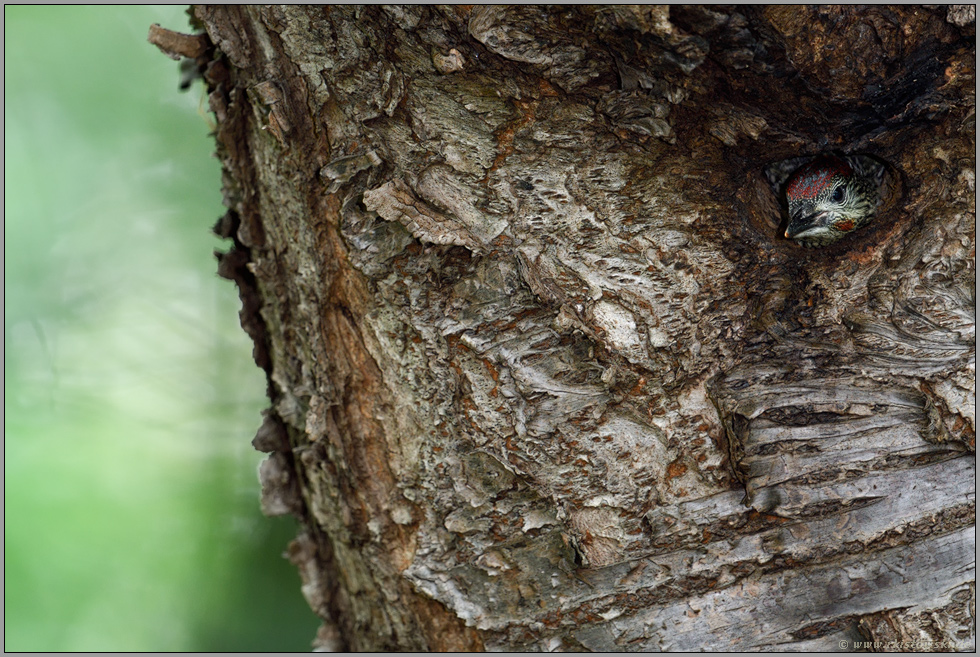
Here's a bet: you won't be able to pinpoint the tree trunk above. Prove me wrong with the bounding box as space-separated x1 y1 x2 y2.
169 5 975 651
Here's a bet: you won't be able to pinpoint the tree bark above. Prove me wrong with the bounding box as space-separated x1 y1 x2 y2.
178 5 974 651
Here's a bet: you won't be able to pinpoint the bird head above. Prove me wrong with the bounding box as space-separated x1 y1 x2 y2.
784 155 875 247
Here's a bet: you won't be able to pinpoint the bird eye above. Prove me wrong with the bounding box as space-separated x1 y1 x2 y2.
831 186 845 203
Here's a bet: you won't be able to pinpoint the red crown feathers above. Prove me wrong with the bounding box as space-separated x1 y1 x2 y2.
786 155 853 200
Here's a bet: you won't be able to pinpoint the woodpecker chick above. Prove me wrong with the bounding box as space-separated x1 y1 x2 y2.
784 154 884 247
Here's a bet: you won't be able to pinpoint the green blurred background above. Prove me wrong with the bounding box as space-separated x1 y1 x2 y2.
5 6 319 650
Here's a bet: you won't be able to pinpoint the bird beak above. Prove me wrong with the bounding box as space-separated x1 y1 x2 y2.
786 211 829 238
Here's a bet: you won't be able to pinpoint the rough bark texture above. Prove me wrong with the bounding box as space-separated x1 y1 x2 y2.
183 5 974 651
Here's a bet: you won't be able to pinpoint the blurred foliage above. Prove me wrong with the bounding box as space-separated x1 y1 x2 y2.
4 6 319 651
